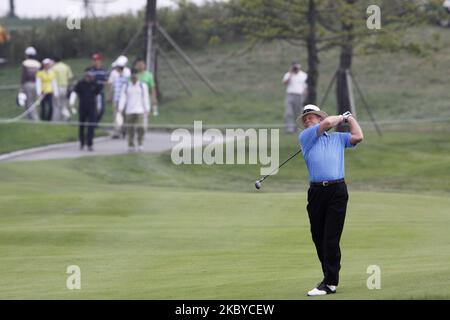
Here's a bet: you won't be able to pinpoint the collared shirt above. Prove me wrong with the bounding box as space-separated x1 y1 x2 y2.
112 73 129 104
86 66 108 90
108 67 131 85
138 70 155 89
118 81 150 115
283 70 308 95
52 62 73 87
36 70 57 94
73 80 101 110
299 124 355 182
21 59 41 84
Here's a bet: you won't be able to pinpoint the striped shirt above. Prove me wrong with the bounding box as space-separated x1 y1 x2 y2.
113 74 129 104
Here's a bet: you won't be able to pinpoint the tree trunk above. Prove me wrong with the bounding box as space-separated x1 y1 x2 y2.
305 0 319 105
144 0 161 99
154 49 162 101
8 0 17 18
336 0 354 132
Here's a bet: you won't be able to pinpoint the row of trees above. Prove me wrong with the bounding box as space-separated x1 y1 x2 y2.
2 1 240 64
2 0 445 115
229 0 444 114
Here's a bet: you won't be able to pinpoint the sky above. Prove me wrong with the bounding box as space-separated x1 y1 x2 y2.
0 0 216 18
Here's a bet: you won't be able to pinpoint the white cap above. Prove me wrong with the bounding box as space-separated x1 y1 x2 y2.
115 55 128 67
25 46 37 56
42 58 53 65
303 104 320 112
296 104 329 127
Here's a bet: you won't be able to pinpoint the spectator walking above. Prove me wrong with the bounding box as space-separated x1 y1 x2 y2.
134 58 158 116
20 47 41 121
109 56 130 138
70 70 102 151
36 58 58 121
51 56 73 121
283 61 308 134
118 68 150 152
107 55 130 102
86 53 108 122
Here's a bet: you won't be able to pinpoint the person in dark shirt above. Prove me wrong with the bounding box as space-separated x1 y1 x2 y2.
70 70 101 151
85 53 108 123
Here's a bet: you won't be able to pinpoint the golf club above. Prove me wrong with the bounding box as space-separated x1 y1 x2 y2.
255 149 302 189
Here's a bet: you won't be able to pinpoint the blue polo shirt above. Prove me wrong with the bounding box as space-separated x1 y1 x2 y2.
299 124 355 183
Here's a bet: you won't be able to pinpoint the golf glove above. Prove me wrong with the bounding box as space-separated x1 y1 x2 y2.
69 92 77 107
152 105 159 116
342 111 352 122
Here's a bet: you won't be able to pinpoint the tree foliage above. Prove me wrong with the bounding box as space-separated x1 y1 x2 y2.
230 0 443 54
228 0 444 107
1 1 241 63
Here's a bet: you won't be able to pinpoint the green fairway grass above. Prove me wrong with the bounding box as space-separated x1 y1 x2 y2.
0 123 78 154
0 180 448 299
0 128 449 299
67 127 450 195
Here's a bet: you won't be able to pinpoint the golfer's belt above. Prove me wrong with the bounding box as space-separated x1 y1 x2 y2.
310 179 345 187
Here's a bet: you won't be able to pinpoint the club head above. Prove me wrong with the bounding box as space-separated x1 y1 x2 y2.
255 180 262 190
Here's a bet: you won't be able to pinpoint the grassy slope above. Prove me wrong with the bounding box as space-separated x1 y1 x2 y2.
0 123 78 154
1 26 450 153
0 162 449 299
153 26 450 125
65 129 450 195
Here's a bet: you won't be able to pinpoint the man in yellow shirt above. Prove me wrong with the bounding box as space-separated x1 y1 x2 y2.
51 56 73 120
36 59 59 121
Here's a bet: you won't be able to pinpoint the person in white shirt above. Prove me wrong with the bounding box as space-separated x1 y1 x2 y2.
118 68 150 152
20 47 41 121
109 55 131 139
440 0 450 26
444 0 450 13
107 55 131 102
282 61 308 133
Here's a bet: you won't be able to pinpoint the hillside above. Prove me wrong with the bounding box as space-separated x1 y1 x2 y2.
0 25 449 154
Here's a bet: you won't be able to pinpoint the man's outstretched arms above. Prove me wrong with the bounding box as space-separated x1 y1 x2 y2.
347 115 363 145
318 112 364 145
318 115 344 135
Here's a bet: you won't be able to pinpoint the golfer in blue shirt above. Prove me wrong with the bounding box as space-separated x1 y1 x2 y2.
298 104 364 296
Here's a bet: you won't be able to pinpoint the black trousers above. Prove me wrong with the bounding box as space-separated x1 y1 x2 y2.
79 107 97 147
307 182 348 286
96 92 105 123
40 93 53 121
